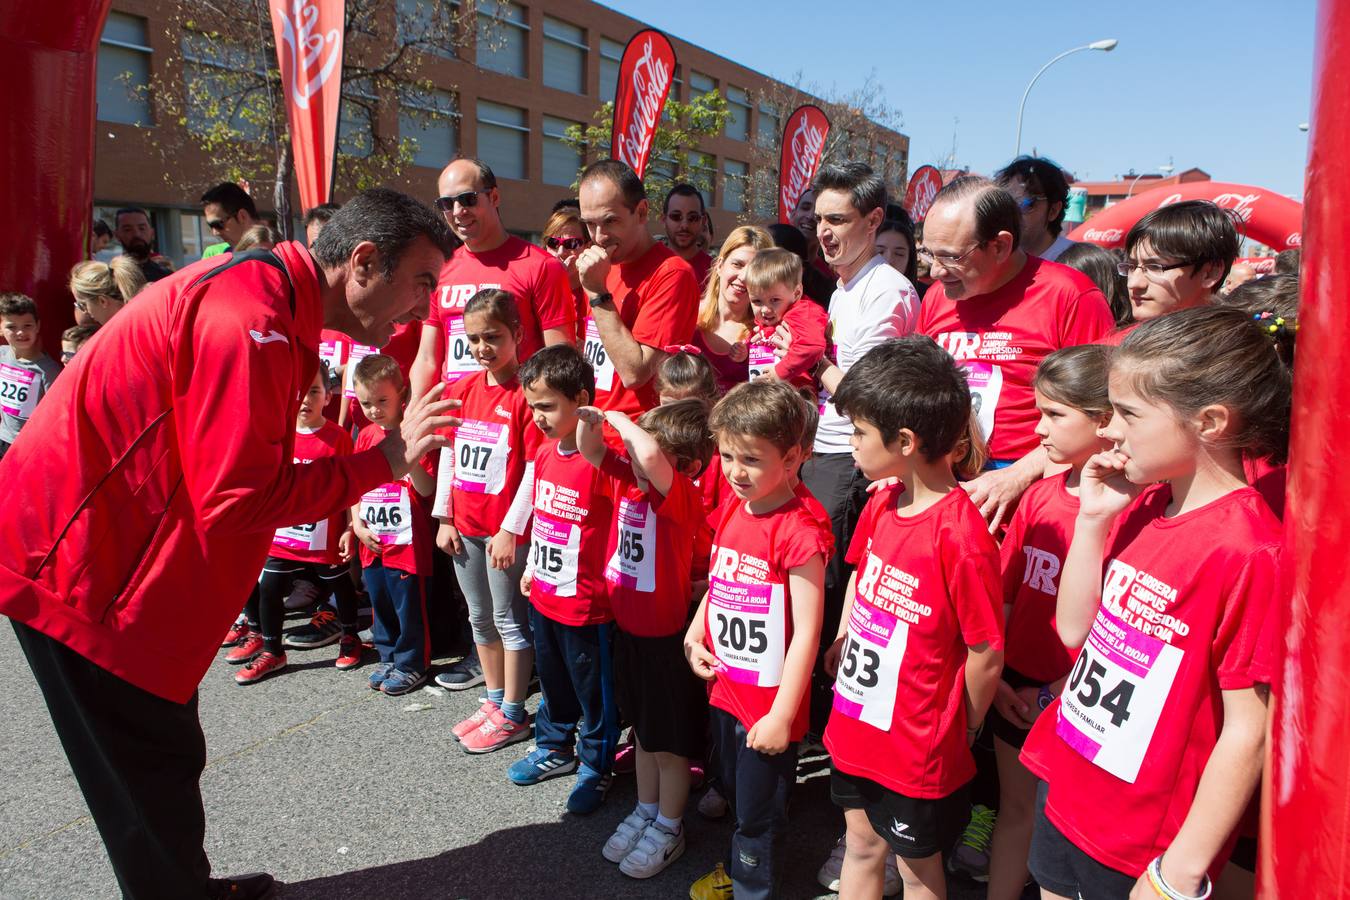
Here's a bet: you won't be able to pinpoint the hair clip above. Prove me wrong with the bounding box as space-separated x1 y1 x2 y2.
664 344 702 356
1253 311 1298 335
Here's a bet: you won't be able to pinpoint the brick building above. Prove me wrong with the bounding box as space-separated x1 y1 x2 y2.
93 0 909 265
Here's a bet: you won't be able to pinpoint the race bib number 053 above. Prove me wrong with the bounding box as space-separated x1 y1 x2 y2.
832 593 908 731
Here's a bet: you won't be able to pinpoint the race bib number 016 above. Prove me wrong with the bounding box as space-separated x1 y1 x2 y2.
583 317 616 392
708 575 786 687
530 511 581 597
442 317 478 383
0 363 38 418
832 592 908 731
1055 604 1183 783
604 497 657 592
360 485 413 546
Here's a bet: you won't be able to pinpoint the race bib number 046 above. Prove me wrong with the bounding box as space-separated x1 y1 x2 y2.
361 485 413 546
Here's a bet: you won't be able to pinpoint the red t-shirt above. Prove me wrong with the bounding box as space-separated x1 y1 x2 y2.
442 370 541 540
1000 472 1081 683
689 251 713 293
705 495 833 740
1020 486 1281 877
270 421 354 565
354 424 436 575
795 479 832 535
1243 454 1286 520
528 440 615 625
1098 322 1139 347
824 487 1004 799
766 299 828 388
587 242 699 416
601 450 704 637
691 453 730 583
917 256 1114 460
427 236 575 383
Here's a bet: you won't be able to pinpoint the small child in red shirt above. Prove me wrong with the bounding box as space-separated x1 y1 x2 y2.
684 380 832 900
340 355 438 697
575 398 714 879
822 335 1006 899
745 247 828 391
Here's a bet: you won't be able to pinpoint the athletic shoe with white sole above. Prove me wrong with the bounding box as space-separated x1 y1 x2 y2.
620 820 685 879
602 808 655 862
507 746 578 785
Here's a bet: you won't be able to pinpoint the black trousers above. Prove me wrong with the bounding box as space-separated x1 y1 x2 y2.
13 621 212 900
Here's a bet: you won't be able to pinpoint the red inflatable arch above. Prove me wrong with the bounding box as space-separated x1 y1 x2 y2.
1068 181 1303 252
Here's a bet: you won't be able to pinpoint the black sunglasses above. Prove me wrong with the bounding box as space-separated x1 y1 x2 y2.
435 190 491 212
546 236 586 251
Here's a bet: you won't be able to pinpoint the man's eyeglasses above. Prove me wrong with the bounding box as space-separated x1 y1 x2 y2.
435 190 491 212
1116 260 1193 280
546 236 587 252
1016 195 1046 212
665 211 704 225
916 241 987 269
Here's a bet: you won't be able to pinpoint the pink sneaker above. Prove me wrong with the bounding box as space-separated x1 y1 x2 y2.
452 700 499 741
460 707 532 754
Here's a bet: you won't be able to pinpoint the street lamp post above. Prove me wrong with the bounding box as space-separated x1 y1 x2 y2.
1015 40 1119 157
1126 163 1176 199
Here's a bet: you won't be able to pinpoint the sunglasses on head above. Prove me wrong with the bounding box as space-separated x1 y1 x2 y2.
435 189 490 212
546 236 587 251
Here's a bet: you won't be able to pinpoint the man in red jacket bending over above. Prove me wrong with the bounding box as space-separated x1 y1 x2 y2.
0 189 457 900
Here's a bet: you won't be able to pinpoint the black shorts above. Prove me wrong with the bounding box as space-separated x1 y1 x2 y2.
987 665 1043 750
261 556 349 583
613 628 708 759
1028 780 1137 898
830 768 970 859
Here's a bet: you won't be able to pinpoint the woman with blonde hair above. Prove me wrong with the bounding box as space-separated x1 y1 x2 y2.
691 224 773 394
68 256 146 325
233 224 283 253
541 204 592 342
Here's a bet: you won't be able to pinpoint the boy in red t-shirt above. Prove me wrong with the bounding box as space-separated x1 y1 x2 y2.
744 248 828 392
505 344 620 816
340 355 437 697
575 399 714 879
821 336 1006 899
684 380 832 900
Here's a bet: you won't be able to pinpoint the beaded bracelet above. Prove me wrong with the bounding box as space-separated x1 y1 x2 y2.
1146 855 1212 900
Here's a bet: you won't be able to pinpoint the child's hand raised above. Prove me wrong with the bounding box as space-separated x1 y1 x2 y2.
576 406 605 427
1079 448 1142 522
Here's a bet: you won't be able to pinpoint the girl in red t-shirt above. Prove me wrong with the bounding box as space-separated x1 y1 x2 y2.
432 290 542 754
985 346 1113 900
1020 306 1288 900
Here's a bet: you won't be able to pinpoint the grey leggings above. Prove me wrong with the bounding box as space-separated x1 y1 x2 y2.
453 534 532 651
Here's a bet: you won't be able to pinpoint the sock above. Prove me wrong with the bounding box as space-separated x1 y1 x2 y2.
638 801 659 820
656 813 682 831
486 687 505 707
500 699 526 723
262 635 284 655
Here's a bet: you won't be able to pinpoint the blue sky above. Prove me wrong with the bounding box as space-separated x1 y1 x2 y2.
603 0 1316 198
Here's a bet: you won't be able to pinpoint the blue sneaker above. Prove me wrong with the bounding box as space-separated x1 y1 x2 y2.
367 662 394 691
507 746 578 785
380 668 426 696
566 766 611 815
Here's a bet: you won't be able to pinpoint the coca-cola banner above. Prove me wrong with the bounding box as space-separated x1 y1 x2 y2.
1069 181 1303 251
270 0 345 210
611 29 676 180
778 105 830 224
903 165 943 222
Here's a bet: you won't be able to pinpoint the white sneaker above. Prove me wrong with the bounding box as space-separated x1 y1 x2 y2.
697 785 728 819
602 808 654 862
816 833 902 896
619 821 685 879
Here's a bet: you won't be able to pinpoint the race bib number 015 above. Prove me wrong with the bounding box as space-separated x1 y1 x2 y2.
1055 604 1183 783
530 511 581 597
832 593 908 731
708 575 786 687
583 317 616 392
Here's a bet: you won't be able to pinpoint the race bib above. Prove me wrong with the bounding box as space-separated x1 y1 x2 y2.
583 317 616 392
0 363 38 418
962 362 1003 442
343 343 379 398
360 484 413 546
273 518 330 553
530 511 581 597
748 340 776 381
318 338 346 373
832 594 908 731
1055 604 1183 783
452 419 511 495
442 316 478 383
604 497 657 593
708 575 786 687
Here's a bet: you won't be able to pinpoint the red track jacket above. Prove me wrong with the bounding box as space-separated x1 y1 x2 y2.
0 242 391 702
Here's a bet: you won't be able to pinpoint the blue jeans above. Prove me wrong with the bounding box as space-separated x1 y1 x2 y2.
363 559 427 674
529 605 619 776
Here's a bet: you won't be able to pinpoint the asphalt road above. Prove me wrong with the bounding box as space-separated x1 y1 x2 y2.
0 621 992 899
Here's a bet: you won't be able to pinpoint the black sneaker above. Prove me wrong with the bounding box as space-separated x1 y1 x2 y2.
433 649 484 691
284 609 342 649
207 872 278 899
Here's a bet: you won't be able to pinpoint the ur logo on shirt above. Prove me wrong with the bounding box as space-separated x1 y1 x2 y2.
1021 546 1062 595
934 331 982 360
710 546 770 583
536 479 587 523
439 282 504 310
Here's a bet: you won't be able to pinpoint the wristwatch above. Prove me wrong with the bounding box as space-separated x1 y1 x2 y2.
588 291 613 308
1037 685 1056 710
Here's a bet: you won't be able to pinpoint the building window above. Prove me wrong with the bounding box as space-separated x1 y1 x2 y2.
179 212 210 263
399 88 460 169
542 16 586 95
542 116 582 186
182 32 267 140
396 0 460 58
685 151 716 199
725 86 750 142
662 65 683 124
476 99 528 181
599 37 623 103
98 12 153 125
723 159 748 213
476 0 528 78
689 70 715 100
757 103 780 148
338 79 377 158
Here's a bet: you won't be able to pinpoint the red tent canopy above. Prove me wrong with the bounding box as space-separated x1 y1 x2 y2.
1068 181 1303 251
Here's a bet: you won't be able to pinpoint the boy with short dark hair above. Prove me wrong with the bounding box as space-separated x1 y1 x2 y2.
0 293 62 459
1120 199 1239 324
60 323 100 365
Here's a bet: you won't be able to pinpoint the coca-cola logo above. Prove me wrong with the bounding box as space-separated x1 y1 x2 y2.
1083 227 1125 243
277 0 342 111
1287 231 1302 247
1210 192 1263 223
780 114 827 214
615 37 671 172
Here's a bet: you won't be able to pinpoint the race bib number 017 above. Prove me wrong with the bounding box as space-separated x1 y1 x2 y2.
708 575 786 687
452 420 510 495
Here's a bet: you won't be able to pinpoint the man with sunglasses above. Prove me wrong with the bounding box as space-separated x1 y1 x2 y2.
995 157 1076 262
661 183 713 290
200 182 260 258
916 177 1114 530
410 158 576 399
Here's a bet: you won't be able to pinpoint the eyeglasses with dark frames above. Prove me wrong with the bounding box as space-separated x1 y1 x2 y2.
435 190 491 212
